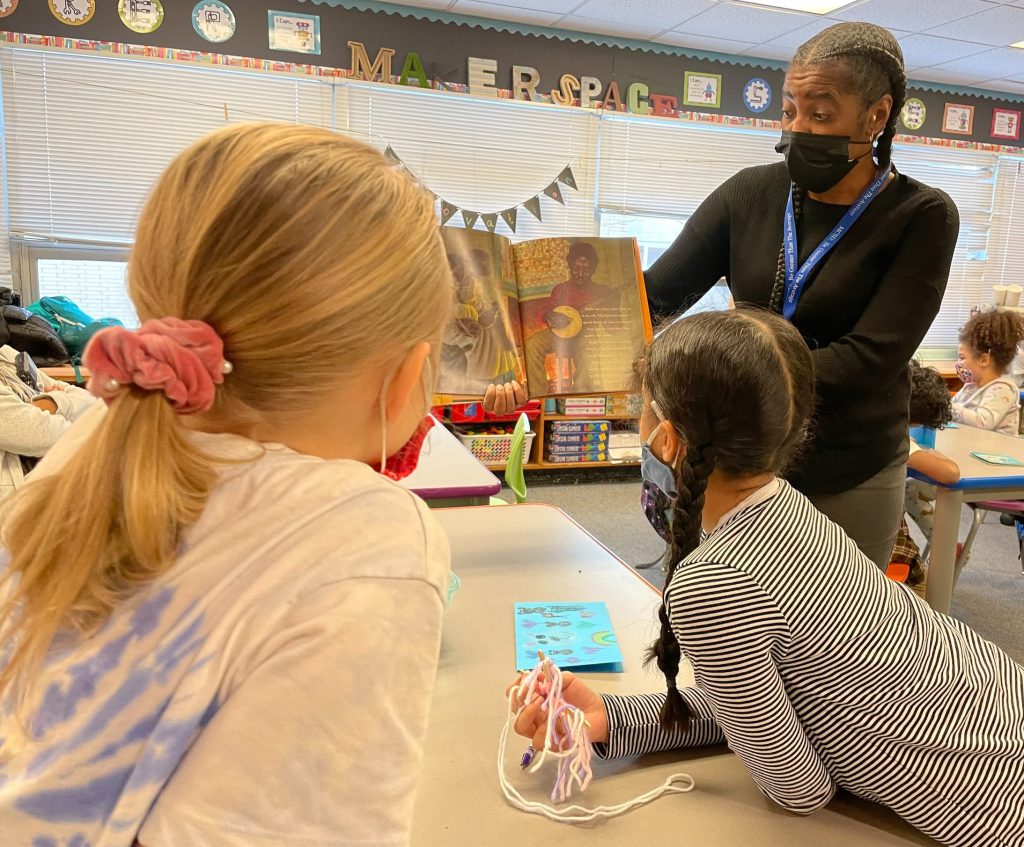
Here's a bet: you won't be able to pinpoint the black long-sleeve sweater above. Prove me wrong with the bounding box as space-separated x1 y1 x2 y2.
645 161 960 496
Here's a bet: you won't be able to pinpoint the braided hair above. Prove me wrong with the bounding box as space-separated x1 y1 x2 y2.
770 22 906 314
639 308 815 732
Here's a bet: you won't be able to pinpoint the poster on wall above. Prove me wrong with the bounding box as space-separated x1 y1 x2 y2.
900 97 927 131
684 71 721 108
193 1 236 43
267 11 321 55
49 0 95 25
0 0 18 18
943 103 974 135
118 0 164 34
992 108 1021 141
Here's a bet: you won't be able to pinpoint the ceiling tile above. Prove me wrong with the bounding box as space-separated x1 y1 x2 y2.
655 31 758 54
972 78 1024 94
762 17 854 49
831 0 993 32
742 43 799 61
897 34 992 68
908 66 992 86
553 15 670 40
675 3 816 42
567 0 714 29
449 0 565 24
390 0 457 10
931 47 1024 79
924 4 1024 46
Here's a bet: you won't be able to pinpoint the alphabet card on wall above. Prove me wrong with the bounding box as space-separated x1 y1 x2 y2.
514 602 623 672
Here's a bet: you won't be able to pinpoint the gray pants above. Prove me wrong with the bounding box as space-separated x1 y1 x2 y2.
807 450 908 571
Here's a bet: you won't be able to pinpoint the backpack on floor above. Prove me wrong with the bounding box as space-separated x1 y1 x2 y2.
27 296 122 358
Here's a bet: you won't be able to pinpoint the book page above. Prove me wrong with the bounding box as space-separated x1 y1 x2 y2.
513 237 649 397
437 227 525 397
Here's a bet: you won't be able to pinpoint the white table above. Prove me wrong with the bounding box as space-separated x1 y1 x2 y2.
909 425 1024 614
415 505 932 845
400 417 501 507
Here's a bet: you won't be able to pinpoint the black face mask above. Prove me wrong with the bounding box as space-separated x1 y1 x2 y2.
774 130 874 193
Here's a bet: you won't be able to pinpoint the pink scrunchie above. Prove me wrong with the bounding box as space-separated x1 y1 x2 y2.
83 318 227 414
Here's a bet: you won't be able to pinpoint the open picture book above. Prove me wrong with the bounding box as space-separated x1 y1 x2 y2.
438 228 653 398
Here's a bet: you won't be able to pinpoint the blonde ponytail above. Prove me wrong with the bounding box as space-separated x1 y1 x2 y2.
0 122 452 721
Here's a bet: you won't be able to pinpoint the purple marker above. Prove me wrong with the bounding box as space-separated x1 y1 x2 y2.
520 745 536 769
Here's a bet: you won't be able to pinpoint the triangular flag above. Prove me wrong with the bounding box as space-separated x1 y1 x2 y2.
523 195 543 222
556 165 577 190
482 213 499 232
440 200 460 225
462 210 480 229
500 207 518 233
545 182 565 205
384 145 401 163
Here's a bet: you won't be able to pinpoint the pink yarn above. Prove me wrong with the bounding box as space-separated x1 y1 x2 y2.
83 318 227 414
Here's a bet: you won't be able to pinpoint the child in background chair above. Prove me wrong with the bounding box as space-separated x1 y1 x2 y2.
896 361 959 587
0 124 453 846
951 309 1024 434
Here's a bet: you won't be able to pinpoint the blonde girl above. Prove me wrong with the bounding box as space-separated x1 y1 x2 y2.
0 123 453 846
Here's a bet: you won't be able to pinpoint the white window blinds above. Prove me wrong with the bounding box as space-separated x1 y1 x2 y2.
340 82 599 241
0 48 330 243
596 113 779 219
986 156 1024 299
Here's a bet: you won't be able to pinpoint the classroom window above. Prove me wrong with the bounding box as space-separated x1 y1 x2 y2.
37 259 136 328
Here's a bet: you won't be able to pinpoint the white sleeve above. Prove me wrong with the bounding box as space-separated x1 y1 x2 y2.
0 387 74 456
139 571 446 847
952 381 1019 431
35 384 95 422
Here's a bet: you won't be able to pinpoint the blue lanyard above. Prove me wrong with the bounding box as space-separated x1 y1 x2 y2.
782 164 892 321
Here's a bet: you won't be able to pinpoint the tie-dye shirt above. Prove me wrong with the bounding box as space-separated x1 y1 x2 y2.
0 407 450 847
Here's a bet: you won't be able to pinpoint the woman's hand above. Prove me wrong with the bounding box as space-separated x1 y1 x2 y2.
506 671 609 749
483 380 528 415
31 397 58 415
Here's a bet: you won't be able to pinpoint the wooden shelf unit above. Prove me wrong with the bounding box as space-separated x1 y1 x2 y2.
444 398 641 472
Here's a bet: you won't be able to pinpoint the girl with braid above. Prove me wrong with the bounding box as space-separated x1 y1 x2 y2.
510 309 1024 847
486 22 960 571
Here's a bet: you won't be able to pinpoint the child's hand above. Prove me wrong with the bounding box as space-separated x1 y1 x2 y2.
506 671 610 749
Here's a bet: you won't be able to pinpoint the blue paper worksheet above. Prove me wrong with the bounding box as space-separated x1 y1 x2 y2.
514 602 623 672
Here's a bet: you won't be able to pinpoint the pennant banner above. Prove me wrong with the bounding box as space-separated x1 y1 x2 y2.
523 195 543 222
544 182 565 205
384 144 577 233
440 200 460 225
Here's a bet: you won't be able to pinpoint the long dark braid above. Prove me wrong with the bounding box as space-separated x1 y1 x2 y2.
638 309 815 734
647 441 717 732
768 185 804 314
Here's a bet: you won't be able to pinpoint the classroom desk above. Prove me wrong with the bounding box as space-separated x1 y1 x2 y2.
909 425 1024 614
400 417 501 507
415 504 932 846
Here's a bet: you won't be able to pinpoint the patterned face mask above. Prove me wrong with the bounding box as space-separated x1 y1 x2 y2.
640 407 679 541
955 360 973 385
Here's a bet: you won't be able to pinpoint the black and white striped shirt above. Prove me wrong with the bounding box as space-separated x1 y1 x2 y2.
599 479 1024 847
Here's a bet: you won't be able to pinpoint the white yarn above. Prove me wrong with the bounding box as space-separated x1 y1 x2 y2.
498 656 696 823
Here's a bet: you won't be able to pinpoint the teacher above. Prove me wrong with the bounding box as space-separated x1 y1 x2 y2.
486 22 959 570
